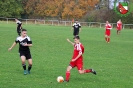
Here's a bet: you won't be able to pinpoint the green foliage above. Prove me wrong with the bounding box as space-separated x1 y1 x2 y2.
0 0 23 17
0 23 133 88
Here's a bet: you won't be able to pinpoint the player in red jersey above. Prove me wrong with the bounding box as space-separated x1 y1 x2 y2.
105 21 112 43
65 36 96 82
117 19 122 35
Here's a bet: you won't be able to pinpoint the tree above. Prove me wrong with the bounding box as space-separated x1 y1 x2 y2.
22 0 40 18
0 0 23 17
23 0 99 19
62 0 99 20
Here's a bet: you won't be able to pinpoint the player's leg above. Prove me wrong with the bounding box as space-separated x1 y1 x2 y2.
118 30 121 34
107 32 110 43
77 64 96 75
26 52 32 74
105 34 108 42
73 31 76 36
17 28 21 36
65 65 72 82
117 29 119 35
73 29 79 36
20 56 27 75
65 61 75 82
27 59 32 74
117 29 121 35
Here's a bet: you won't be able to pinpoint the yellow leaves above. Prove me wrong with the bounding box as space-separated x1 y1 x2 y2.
24 0 99 19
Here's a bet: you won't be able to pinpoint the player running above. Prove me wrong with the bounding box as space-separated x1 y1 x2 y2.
65 36 96 82
105 21 112 43
15 18 22 36
116 19 122 35
8 29 33 75
71 20 81 36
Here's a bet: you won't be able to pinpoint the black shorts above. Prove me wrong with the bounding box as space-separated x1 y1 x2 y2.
17 30 21 33
17 24 22 33
19 51 32 60
73 30 79 36
17 28 21 33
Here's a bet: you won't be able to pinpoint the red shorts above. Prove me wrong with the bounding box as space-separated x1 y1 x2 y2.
117 27 121 30
105 31 110 36
69 60 83 70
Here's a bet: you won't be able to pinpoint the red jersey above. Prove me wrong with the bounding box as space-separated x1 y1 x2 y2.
105 23 112 30
105 23 112 36
117 21 122 30
72 43 84 60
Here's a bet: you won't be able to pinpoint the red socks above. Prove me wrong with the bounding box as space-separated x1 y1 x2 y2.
66 71 70 81
108 38 110 42
84 69 92 73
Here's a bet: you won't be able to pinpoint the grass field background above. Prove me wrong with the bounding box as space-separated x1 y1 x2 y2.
0 22 133 88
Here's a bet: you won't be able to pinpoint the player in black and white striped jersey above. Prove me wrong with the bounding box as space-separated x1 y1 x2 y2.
15 18 22 36
71 20 82 36
8 29 33 75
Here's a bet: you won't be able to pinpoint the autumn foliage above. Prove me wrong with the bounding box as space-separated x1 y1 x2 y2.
23 0 99 19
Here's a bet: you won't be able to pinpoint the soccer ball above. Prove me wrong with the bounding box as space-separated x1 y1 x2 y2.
57 76 64 83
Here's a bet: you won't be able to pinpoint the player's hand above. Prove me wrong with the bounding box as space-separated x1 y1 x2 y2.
23 43 28 46
8 48 12 51
71 59 77 62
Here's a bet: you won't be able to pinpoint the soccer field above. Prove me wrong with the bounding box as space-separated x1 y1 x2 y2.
0 23 133 88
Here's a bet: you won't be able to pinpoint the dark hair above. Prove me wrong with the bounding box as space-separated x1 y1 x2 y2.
75 19 78 21
73 35 80 39
22 29 27 32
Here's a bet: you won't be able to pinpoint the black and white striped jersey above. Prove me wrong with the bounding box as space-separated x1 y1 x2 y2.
16 20 22 29
16 20 22 25
72 23 81 30
15 36 32 52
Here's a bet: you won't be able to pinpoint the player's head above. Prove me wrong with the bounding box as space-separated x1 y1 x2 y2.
119 19 121 21
75 19 78 23
73 35 80 44
106 21 109 24
21 29 27 37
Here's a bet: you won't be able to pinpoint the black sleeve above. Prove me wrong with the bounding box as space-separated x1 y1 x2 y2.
27 41 32 44
79 24 81 28
15 40 19 43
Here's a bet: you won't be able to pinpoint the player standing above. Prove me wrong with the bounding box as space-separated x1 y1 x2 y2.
65 36 96 82
116 19 122 35
8 29 33 75
105 21 112 43
71 20 81 36
15 18 22 36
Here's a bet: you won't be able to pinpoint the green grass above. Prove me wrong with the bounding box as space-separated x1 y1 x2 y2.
0 22 133 88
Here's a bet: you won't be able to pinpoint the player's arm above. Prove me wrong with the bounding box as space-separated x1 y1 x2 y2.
67 39 74 46
72 53 82 62
107 24 112 30
24 43 32 47
117 22 119 27
71 27 74 31
71 24 74 31
79 23 82 32
8 42 17 51
79 28 82 32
